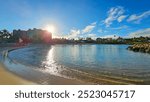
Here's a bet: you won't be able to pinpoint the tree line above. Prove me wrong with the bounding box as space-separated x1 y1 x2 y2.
0 29 150 44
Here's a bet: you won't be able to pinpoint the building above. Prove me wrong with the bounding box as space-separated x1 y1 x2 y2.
13 28 52 43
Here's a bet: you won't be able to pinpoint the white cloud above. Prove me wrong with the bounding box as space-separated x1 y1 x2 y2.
91 22 97 25
67 29 81 38
88 34 96 37
104 6 125 27
66 22 97 39
117 15 127 22
87 34 97 39
82 22 96 33
110 25 128 30
101 35 119 39
127 10 150 23
70 29 80 35
129 28 150 37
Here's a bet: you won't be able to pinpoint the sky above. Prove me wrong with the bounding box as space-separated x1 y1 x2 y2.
0 0 150 38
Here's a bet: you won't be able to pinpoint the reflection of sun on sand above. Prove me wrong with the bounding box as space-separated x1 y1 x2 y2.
0 63 34 85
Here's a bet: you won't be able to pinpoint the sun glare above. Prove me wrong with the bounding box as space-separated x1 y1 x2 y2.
45 25 56 34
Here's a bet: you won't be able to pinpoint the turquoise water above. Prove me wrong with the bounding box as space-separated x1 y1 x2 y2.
4 44 150 84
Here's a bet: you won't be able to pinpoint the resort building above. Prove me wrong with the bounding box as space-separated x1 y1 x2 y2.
13 28 52 43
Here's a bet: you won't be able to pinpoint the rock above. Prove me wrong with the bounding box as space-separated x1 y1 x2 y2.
127 43 150 54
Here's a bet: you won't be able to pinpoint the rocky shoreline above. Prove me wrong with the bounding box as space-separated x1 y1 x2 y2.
127 43 150 54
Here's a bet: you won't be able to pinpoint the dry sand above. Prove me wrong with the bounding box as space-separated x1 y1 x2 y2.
0 63 34 85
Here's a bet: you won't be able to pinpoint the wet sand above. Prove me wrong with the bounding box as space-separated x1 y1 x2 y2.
0 63 88 85
0 63 35 85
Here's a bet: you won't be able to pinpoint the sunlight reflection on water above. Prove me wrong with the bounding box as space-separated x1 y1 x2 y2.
41 47 65 77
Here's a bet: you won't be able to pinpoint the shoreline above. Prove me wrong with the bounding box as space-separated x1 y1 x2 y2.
1 63 88 85
0 46 35 85
0 63 35 85
0 46 88 85
1 44 149 85
1 62 88 85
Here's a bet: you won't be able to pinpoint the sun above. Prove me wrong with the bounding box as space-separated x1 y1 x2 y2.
45 25 56 34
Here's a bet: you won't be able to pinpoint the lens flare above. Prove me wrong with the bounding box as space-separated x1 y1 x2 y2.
45 25 56 34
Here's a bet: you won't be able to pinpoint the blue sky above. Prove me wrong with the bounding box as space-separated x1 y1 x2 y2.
0 0 150 38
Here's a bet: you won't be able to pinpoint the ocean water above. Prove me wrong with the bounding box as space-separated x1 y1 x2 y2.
4 44 150 84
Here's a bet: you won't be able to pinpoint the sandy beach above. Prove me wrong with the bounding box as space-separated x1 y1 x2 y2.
0 63 34 85
0 46 34 85
0 63 88 85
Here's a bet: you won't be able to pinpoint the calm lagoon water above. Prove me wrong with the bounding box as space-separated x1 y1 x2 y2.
5 44 150 84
